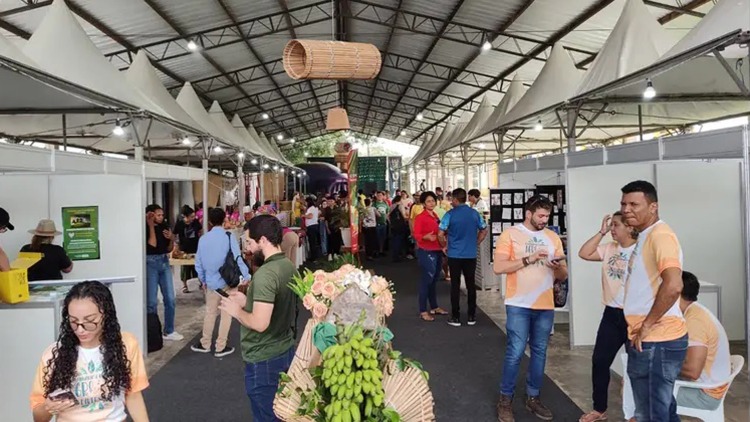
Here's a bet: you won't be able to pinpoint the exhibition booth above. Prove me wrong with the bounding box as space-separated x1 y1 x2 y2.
495 125 748 378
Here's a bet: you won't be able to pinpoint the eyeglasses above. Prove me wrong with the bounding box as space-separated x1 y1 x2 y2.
526 195 552 210
68 318 101 332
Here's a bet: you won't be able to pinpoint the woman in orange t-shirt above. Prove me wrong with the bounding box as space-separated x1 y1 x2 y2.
413 191 449 321
30 281 150 422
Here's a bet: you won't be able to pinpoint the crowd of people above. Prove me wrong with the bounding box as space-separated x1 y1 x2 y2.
0 179 734 422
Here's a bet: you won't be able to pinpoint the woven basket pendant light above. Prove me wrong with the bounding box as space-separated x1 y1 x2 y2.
283 40 381 80
326 107 350 131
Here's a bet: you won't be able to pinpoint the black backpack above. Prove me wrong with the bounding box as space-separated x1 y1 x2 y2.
146 313 163 353
219 232 243 288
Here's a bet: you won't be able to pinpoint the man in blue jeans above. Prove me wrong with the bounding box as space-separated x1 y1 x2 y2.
219 215 296 421
620 180 686 422
493 196 566 421
145 204 183 341
438 188 488 327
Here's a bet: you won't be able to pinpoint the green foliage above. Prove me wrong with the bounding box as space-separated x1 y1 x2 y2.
289 268 315 300
283 132 347 165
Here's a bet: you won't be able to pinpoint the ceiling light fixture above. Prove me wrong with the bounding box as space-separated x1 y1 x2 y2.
416 113 424 121
482 40 492 51
643 79 656 99
261 113 269 119
251 158 258 165
213 146 222 153
289 138 295 144
400 130 406 136
304 152 309 157
112 120 125 136
237 152 245 158
263 163 269 169
277 134 284 141
534 119 543 131
273 165 279 170
187 40 198 51
477 143 485 149
280 168 285 173
180 136 191 145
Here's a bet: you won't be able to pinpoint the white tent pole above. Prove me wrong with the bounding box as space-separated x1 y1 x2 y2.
237 159 245 209
461 144 470 189
424 159 430 190
202 158 209 230
259 159 265 201
440 153 446 191
742 124 750 363
566 107 579 153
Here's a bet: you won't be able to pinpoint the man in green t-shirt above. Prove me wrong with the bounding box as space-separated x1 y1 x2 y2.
374 191 389 255
219 214 296 422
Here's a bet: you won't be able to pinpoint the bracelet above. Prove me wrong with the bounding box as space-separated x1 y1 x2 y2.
522 257 530 266
598 231 607 236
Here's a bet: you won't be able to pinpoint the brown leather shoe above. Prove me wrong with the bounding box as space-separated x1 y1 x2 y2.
496 394 514 422
525 395 553 420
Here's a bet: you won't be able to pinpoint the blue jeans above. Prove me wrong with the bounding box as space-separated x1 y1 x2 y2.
416 249 441 313
146 254 175 334
320 221 328 256
626 334 688 422
245 347 295 421
500 305 554 397
376 224 387 253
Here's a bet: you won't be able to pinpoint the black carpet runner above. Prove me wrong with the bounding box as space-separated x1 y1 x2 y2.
142 258 583 421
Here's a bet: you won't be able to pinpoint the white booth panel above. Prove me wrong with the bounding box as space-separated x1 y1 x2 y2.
105 157 143 176
48 174 146 347
0 307 57 422
0 175 51 254
567 163 656 346
538 154 566 171
515 158 538 173
498 170 564 189
606 140 660 164
54 151 106 174
662 127 743 160
656 160 745 340
568 148 605 168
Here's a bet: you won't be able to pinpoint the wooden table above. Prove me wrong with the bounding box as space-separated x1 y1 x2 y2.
170 257 197 291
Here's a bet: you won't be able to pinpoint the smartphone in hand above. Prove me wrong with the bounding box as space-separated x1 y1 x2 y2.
550 255 567 263
214 288 229 298
49 389 78 404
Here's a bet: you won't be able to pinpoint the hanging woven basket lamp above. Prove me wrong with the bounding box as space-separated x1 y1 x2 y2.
283 40 382 80
326 107 350 131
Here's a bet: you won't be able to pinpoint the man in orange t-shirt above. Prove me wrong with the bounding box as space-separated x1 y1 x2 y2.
621 180 686 422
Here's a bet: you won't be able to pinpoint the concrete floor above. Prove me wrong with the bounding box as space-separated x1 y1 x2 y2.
144 274 750 421
477 289 750 422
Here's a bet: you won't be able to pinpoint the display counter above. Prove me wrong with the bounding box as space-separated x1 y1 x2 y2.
0 276 135 422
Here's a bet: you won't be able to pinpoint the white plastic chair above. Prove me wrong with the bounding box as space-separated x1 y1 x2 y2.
622 353 744 421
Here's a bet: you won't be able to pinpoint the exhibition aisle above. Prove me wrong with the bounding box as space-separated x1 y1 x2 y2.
142 259 582 421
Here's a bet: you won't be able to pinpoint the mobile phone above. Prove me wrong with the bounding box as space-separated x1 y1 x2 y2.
550 255 567 263
49 389 78 404
214 288 229 298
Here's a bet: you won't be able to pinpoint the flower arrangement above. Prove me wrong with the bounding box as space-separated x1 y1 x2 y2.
290 264 395 321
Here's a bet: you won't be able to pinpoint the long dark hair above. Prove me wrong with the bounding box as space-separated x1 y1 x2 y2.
30 235 53 252
43 281 131 400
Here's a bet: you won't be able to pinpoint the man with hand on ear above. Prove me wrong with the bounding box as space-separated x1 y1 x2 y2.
219 214 296 422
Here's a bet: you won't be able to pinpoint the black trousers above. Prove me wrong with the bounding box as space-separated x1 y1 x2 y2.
592 306 629 412
363 226 378 257
306 224 321 261
328 228 342 256
448 257 477 319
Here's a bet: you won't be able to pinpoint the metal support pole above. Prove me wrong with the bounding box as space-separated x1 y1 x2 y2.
62 114 67 151
566 107 579 153
237 161 245 208
440 153 447 191
638 104 644 142
424 159 430 190
259 159 265 202
202 158 209 231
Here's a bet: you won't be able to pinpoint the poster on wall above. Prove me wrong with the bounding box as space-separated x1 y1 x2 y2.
347 149 359 254
62 206 100 261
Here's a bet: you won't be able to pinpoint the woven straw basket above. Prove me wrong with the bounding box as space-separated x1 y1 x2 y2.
283 40 381 80
274 319 436 421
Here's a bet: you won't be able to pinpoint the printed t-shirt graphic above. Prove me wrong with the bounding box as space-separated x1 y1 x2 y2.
684 302 731 399
623 221 685 341
596 242 635 308
494 225 564 310
30 332 149 422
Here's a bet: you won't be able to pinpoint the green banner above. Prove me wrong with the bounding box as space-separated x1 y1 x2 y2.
62 206 100 261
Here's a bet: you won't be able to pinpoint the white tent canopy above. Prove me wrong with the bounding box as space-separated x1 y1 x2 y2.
230 114 268 158
465 74 527 146
410 127 444 164
455 95 494 146
664 0 750 60
208 101 258 154
175 82 240 151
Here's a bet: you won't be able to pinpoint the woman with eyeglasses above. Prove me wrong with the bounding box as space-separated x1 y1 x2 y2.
30 281 150 422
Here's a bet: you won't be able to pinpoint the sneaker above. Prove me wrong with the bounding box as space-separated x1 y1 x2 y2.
525 395 553 421
214 346 235 358
496 394 514 422
467 316 477 326
447 318 461 327
162 331 184 341
191 343 211 353
579 410 608 422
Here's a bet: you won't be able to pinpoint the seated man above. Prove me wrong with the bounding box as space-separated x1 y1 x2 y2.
678 271 731 410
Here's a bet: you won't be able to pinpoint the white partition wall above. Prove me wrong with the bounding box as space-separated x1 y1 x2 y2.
499 169 564 189
656 160 744 340
567 163 656 346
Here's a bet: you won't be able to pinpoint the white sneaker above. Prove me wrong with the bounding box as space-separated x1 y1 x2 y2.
163 331 184 341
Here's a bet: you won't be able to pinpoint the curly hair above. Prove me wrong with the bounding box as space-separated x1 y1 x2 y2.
43 281 131 401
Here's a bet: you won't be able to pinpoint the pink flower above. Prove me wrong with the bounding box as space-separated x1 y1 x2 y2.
321 282 338 300
311 279 325 296
374 290 394 316
313 270 327 284
302 293 316 310
332 269 342 279
371 276 389 294
339 264 355 274
312 302 328 320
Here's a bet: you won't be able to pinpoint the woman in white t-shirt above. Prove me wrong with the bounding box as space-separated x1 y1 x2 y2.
577 212 637 422
30 281 150 422
304 197 321 261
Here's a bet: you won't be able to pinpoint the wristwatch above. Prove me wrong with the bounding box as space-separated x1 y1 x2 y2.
522 257 530 267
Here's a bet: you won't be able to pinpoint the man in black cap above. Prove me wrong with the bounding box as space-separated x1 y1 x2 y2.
0 207 13 271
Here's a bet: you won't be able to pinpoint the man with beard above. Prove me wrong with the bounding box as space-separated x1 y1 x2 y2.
620 180 685 422
219 215 296 422
492 195 566 421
